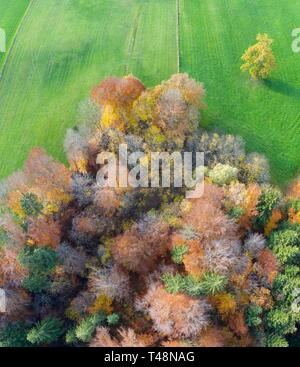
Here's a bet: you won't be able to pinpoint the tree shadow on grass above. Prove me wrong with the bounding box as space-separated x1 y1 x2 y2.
263 79 300 101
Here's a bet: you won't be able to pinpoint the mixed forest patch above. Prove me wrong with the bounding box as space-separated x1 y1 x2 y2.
1 74 300 347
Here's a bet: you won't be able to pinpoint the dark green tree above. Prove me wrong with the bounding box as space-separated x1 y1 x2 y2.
255 186 281 228
27 317 64 345
198 272 228 295
0 322 31 347
22 273 51 293
0 227 9 249
228 206 245 221
75 312 106 343
107 313 120 326
171 244 188 264
18 246 58 274
246 304 263 328
161 273 185 294
266 334 289 347
21 193 43 217
65 328 78 345
268 230 300 265
183 275 204 297
266 308 297 335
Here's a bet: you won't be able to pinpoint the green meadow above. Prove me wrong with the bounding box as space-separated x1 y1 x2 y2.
0 0 29 68
0 0 299 187
180 0 300 186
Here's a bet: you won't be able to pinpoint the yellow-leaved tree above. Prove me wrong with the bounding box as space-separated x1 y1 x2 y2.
241 34 276 80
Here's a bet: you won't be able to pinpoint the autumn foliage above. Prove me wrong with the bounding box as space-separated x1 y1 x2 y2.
241 33 276 80
0 74 298 347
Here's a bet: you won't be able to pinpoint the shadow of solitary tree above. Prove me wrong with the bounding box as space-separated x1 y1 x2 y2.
264 79 300 100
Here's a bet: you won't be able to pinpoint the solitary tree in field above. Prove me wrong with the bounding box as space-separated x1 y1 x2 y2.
241 34 276 80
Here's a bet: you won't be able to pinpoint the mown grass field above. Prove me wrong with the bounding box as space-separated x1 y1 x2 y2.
180 0 300 186
0 0 176 179
127 0 177 85
0 0 299 187
0 0 134 178
0 0 30 68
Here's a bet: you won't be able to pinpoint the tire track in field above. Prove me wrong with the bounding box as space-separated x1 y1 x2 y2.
0 0 35 80
124 7 141 75
176 0 180 73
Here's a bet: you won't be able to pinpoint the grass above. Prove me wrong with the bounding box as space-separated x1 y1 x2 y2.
0 0 30 69
0 0 177 179
127 0 177 85
0 0 135 178
180 0 300 187
0 0 299 187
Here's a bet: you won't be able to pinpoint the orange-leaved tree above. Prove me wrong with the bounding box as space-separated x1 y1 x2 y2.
241 33 276 80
